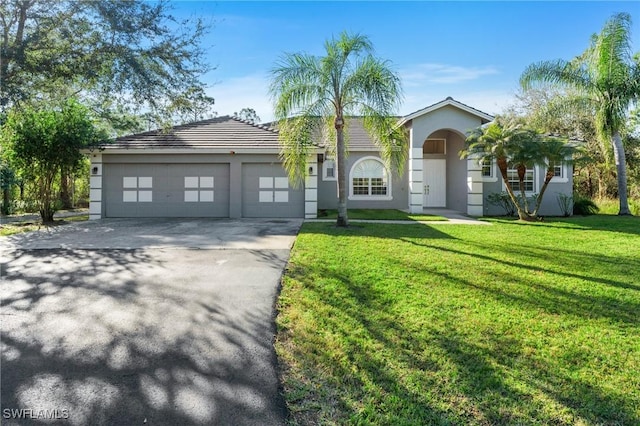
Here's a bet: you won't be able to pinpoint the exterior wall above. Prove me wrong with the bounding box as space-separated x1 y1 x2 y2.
482 164 574 216
409 106 486 214
88 153 103 220
317 151 409 211
98 153 307 218
410 106 485 150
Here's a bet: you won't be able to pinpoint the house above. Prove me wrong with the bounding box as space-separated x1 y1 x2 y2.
86 97 573 220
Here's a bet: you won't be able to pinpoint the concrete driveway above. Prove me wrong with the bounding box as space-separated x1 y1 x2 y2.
1 218 302 425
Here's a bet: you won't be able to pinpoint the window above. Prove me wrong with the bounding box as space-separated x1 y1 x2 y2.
184 176 214 202
506 167 535 192
349 157 391 199
552 161 563 178
481 159 493 177
259 176 289 203
423 139 446 154
323 158 336 181
123 177 152 202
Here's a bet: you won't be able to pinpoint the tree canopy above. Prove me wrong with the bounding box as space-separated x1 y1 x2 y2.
520 12 640 215
0 0 214 128
2 99 107 222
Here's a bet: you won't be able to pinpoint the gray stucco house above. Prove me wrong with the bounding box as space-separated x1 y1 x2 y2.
87 97 573 220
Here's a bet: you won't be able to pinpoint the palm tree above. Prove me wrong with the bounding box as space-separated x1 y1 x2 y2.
532 138 581 216
460 116 537 220
269 32 406 227
521 12 640 215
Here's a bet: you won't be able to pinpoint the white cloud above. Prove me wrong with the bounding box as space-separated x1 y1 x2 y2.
207 74 274 123
401 63 500 86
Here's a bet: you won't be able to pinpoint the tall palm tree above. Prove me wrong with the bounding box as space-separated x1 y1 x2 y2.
521 12 640 215
269 32 406 227
460 116 537 220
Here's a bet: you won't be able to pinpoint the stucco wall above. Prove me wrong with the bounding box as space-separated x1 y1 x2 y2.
410 105 484 149
482 164 574 216
317 151 409 210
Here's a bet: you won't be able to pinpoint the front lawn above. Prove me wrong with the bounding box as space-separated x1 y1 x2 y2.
319 209 447 221
276 216 640 425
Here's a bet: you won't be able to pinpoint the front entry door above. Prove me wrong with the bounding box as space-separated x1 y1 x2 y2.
423 159 446 207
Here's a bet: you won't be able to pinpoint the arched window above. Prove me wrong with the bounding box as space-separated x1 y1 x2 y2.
349 157 391 200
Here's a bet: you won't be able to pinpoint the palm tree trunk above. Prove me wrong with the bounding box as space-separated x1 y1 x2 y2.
611 132 631 215
335 117 349 227
516 164 530 214
497 158 528 220
533 168 554 216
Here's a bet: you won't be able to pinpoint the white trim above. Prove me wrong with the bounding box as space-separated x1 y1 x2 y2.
322 157 337 181
348 156 392 201
399 97 494 125
480 159 498 183
502 165 537 194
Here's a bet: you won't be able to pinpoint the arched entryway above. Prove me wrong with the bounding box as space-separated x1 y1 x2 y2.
422 128 467 212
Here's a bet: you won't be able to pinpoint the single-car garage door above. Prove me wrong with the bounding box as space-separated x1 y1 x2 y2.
104 163 230 217
242 163 304 218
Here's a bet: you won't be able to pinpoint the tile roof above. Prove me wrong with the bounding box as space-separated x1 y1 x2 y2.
103 116 280 149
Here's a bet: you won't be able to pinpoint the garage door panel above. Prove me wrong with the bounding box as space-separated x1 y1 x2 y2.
104 163 229 218
242 164 304 218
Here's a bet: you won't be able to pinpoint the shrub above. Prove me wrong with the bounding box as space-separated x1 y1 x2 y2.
556 193 573 217
574 195 599 215
486 192 517 216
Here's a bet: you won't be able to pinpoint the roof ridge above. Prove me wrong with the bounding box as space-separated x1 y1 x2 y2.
230 115 278 133
403 97 494 121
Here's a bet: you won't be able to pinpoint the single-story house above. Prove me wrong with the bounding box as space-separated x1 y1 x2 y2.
86 97 573 220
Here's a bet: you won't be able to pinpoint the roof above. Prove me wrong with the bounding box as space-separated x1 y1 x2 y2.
103 116 280 150
400 96 494 125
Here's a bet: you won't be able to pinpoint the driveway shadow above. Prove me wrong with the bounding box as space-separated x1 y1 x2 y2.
1 248 287 425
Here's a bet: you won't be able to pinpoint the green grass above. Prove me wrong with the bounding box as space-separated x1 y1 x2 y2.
595 197 640 215
0 215 89 236
276 216 640 425
319 209 447 221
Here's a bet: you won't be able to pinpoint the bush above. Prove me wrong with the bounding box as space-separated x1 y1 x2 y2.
486 192 517 216
574 195 600 215
556 193 573 217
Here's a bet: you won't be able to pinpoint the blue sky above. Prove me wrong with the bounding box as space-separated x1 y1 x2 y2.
171 1 639 123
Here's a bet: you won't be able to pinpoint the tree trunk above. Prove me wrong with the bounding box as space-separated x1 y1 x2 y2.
516 163 530 214
2 187 10 215
533 168 554 217
497 158 530 220
60 166 73 209
611 132 631 215
335 116 349 227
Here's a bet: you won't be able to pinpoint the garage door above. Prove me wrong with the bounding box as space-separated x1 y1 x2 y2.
104 163 230 217
242 164 304 218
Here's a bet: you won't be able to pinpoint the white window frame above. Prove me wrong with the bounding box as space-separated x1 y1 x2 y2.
322 157 337 181
548 160 569 183
503 166 537 194
348 156 392 201
480 158 498 182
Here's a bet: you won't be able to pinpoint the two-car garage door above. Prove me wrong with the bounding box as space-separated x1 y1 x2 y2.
103 162 304 218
